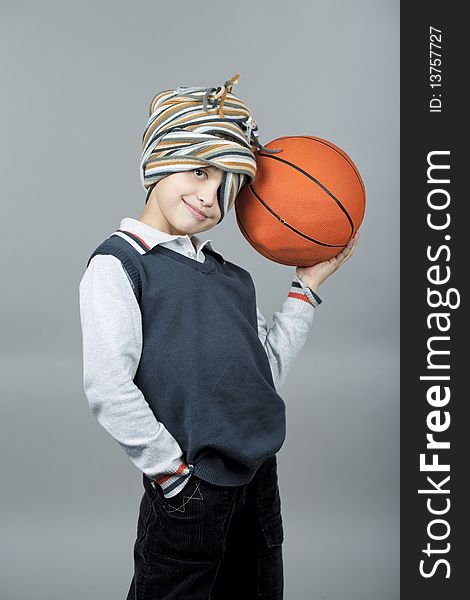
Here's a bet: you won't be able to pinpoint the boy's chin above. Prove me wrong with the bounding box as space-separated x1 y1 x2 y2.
178 215 220 233
174 221 216 236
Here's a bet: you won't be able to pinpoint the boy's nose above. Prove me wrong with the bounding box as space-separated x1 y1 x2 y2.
199 186 220 207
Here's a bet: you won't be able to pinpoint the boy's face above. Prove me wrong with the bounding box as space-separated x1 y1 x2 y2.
144 166 224 236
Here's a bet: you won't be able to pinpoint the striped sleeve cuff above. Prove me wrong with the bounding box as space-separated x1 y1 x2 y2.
288 276 323 308
151 462 195 498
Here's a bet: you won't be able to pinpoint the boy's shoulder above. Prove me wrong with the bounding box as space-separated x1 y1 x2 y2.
86 230 143 301
87 229 146 268
224 257 251 277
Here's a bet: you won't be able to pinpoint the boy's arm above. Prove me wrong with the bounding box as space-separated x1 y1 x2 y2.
256 275 321 392
79 254 192 497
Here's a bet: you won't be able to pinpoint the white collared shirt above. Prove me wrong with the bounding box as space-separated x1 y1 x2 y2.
78 217 319 496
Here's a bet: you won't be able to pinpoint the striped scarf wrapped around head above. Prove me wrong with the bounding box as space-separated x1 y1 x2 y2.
140 73 281 223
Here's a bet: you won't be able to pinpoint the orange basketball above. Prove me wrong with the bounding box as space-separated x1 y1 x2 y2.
234 136 366 266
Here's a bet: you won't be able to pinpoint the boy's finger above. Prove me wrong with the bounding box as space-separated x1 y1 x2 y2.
335 234 358 264
339 237 357 262
342 240 355 256
347 235 359 253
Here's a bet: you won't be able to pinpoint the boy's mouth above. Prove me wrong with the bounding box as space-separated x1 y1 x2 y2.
182 199 208 220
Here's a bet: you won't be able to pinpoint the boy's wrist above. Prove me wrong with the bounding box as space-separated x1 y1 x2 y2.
305 279 321 294
296 274 320 294
295 274 322 306
295 273 320 294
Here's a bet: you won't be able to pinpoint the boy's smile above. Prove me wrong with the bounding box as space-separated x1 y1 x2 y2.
139 166 224 239
182 197 209 220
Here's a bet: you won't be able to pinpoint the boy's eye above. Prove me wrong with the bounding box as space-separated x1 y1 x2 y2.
193 168 207 180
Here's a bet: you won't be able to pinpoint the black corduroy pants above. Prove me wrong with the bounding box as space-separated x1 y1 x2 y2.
126 455 284 599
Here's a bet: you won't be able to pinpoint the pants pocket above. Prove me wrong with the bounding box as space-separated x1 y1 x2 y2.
253 456 284 596
255 455 284 548
149 475 232 562
154 474 203 515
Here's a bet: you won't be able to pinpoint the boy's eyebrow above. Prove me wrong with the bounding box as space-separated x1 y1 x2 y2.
202 166 222 176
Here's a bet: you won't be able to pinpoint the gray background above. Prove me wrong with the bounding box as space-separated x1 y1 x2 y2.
1 0 399 598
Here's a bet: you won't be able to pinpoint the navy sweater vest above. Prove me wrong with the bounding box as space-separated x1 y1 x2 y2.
87 233 286 486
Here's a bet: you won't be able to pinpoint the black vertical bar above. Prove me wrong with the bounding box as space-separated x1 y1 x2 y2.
401 3 466 598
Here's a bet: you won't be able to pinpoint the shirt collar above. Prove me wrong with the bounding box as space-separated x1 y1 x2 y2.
116 217 224 260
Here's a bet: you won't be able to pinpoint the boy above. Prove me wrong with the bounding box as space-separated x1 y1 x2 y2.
79 74 358 600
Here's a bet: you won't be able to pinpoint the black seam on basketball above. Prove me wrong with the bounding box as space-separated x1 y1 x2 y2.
248 185 349 248
236 212 301 266
256 153 355 237
270 135 366 196
297 136 365 194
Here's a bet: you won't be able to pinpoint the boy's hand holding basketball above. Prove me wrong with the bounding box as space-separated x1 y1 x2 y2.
296 231 360 293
